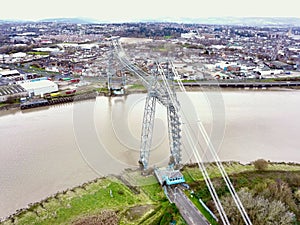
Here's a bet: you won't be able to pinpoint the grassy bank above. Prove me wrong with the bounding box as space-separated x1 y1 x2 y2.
1 162 300 225
1 173 184 225
2 177 150 225
126 84 147 93
182 161 300 183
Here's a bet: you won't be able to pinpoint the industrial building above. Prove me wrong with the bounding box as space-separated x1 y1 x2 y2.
0 85 28 102
0 69 20 78
20 80 58 97
0 69 24 82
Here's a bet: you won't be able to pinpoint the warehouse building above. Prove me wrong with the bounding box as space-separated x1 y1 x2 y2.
0 69 24 82
0 85 28 102
20 80 58 97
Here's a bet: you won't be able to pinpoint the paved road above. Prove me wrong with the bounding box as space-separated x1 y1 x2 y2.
182 81 300 87
168 187 210 225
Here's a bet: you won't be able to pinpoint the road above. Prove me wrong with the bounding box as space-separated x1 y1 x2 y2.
168 187 210 225
182 81 300 88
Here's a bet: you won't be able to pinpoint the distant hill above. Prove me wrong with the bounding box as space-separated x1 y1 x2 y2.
0 19 29 24
143 17 300 26
1 17 300 26
38 17 97 24
181 17 300 26
0 18 95 24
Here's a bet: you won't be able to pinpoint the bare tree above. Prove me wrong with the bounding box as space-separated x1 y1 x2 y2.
295 189 300 202
253 159 268 171
218 188 295 225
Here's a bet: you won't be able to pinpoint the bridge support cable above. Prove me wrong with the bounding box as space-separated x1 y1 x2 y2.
173 62 252 225
174 79 230 224
182 128 231 225
178 78 252 225
111 39 149 87
177 91 231 225
197 122 252 225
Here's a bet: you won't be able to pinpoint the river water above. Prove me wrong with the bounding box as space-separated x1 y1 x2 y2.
0 90 300 219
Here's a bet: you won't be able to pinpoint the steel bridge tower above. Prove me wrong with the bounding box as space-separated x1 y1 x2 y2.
139 69 182 170
110 38 182 170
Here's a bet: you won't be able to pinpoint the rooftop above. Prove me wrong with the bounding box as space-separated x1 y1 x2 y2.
20 80 58 90
0 84 26 96
154 167 185 186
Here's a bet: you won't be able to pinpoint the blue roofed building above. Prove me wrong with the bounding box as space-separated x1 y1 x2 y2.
154 167 185 186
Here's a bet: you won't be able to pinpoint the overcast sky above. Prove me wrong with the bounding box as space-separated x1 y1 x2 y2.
1 0 300 21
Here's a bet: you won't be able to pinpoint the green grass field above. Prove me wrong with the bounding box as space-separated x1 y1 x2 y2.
27 52 49 56
128 84 146 90
1 174 183 225
2 177 144 225
2 162 299 225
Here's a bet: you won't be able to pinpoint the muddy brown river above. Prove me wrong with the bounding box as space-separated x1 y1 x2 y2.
0 90 300 219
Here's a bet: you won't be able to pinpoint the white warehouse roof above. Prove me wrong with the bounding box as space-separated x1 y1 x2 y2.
20 80 58 96
0 69 20 77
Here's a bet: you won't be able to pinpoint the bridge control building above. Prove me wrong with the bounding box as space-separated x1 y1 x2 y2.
154 167 185 186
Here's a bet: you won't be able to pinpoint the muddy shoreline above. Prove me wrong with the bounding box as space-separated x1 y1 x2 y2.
0 85 297 113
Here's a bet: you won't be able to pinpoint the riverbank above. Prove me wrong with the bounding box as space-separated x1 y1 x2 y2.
0 90 100 112
0 84 298 112
0 170 183 225
1 161 299 224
